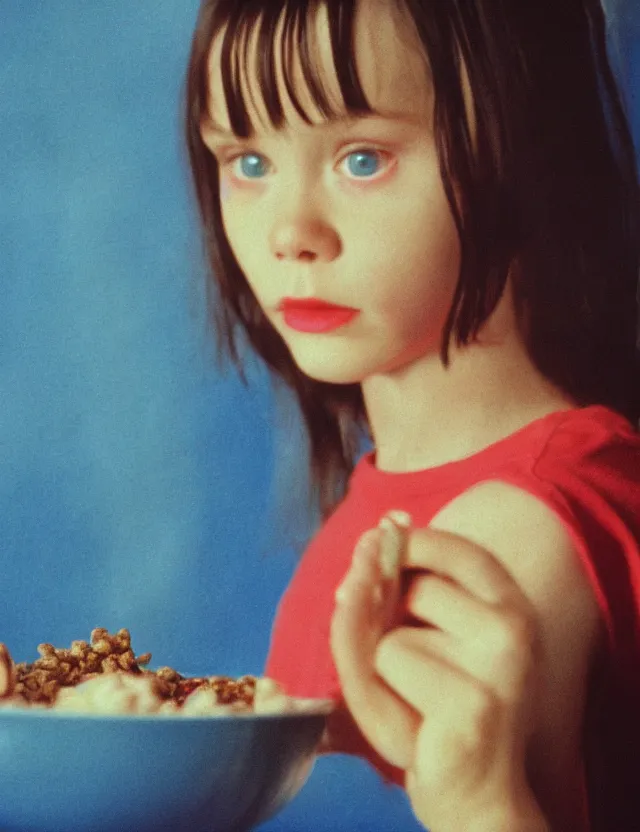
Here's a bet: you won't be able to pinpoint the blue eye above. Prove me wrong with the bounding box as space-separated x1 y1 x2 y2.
228 148 386 182
345 150 382 178
238 153 269 179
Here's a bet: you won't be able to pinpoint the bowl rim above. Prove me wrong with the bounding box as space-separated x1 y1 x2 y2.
0 697 335 721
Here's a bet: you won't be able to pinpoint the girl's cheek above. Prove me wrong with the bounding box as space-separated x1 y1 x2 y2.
220 174 266 203
219 176 232 204
219 170 242 203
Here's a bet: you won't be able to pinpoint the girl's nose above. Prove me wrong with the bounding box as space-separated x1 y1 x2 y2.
270 216 342 263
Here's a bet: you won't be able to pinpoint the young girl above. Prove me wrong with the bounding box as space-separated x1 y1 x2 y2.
184 0 640 829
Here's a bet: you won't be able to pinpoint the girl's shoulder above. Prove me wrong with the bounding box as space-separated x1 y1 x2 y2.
350 405 639 505
528 405 640 493
425 403 640 624
534 404 639 450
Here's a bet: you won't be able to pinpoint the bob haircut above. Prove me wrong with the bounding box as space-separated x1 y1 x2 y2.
184 0 640 521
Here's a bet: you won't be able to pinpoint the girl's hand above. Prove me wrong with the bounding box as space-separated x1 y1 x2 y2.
330 516 550 832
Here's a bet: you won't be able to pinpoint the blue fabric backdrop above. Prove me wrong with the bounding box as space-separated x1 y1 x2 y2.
1 3 637 830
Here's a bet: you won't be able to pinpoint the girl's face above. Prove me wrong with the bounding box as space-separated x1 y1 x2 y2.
202 0 461 385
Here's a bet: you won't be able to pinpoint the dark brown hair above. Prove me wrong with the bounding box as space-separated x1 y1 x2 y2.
184 0 640 522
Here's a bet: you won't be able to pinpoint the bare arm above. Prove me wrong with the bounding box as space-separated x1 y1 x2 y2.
326 482 602 830
427 481 602 830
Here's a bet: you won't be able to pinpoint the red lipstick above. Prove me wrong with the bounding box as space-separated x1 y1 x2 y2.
278 298 360 334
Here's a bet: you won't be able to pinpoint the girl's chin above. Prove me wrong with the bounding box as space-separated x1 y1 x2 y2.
287 345 418 385
296 367 364 386
289 356 368 386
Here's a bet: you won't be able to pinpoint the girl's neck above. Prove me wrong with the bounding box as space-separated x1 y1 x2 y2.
362 286 576 473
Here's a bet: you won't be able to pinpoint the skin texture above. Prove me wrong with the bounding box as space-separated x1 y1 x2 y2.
331 522 552 831
201 1 603 829
202 1 461 387
330 497 600 831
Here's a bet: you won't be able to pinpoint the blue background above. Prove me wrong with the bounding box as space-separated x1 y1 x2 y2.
0 2 637 830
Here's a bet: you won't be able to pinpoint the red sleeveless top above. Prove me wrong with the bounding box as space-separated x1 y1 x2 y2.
265 406 640 830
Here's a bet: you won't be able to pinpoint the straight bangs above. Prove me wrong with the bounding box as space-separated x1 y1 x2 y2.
184 0 384 518
211 0 375 137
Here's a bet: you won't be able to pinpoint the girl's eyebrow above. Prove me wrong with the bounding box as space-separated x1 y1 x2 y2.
203 112 423 139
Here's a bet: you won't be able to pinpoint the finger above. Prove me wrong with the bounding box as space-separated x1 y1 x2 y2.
335 510 412 641
374 632 527 801
405 574 538 661
334 527 387 641
378 511 412 583
374 627 495 720
331 524 420 769
405 572 539 700
377 511 413 631
404 573 496 635
404 528 530 607
380 622 534 705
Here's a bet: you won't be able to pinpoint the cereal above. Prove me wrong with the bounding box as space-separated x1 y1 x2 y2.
2 629 162 707
0 630 296 717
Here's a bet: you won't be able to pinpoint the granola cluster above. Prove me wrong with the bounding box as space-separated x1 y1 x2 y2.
0 629 291 716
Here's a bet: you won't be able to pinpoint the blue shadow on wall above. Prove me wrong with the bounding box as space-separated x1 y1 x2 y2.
0 2 637 831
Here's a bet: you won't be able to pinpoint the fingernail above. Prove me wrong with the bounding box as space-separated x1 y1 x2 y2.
378 517 405 581
386 510 412 529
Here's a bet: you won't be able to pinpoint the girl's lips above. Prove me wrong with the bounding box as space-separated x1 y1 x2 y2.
282 307 360 333
279 299 360 334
